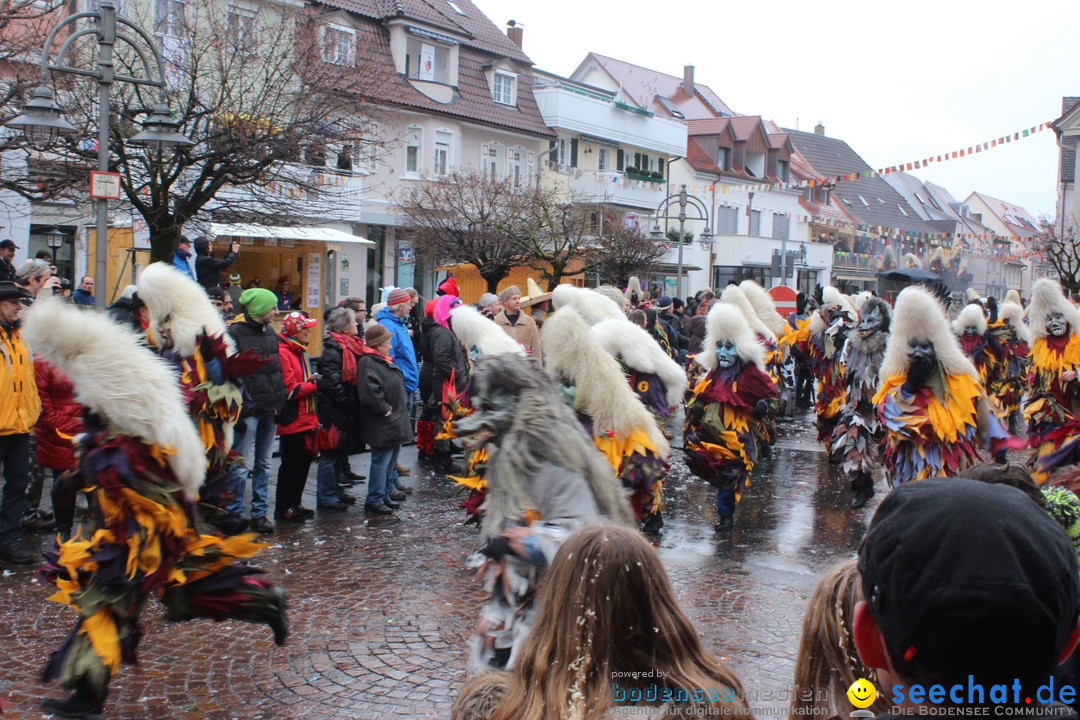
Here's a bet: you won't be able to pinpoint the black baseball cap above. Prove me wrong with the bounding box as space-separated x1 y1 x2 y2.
858 477 1079 685
0 239 18 250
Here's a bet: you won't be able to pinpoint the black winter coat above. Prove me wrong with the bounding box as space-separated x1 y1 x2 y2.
316 335 358 432
195 248 238 290
689 315 708 354
419 322 466 406
356 352 412 448
228 316 286 416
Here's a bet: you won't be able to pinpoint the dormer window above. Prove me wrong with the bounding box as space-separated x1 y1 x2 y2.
717 147 730 172
493 71 516 105
322 24 355 65
446 0 466 14
406 37 450 83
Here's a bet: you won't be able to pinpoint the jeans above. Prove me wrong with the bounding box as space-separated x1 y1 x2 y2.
715 488 736 518
228 414 277 520
366 445 400 507
315 430 349 507
0 433 31 548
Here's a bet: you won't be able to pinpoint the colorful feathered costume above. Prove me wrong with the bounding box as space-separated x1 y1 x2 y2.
455 354 633 672
543 307 670 536
25 298 285 717
809 288 855 453
953 302 1000 394
830 296 890 508
445 303 523 521
1025 279 1080 481
136 263 263 528
991 301 1031 423
873 286 1019 487
684 303 778 530
720 285 781 448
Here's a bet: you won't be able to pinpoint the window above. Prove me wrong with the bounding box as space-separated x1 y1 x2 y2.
714 147 731 173
227 4 257 53
715 206 738 235
406 38 449 83
322 24 355 65
493 72 516 105
305 142 326 167
749 209 761 236
777 159 789 181
155 0 185 37
336 144 353 172
446 0 466 14
405 126 422 175
634 152 651 172
898 204 909 217
358 122 379 173
434 130 452 176
507 146 529 186
772 214 790 241
858 195 870 207
482 142 501 179
597 147 608 171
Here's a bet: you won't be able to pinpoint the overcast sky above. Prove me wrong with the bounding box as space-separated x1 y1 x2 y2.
473 0 1078 220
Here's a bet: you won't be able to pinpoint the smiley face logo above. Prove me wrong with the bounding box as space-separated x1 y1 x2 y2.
847 678 877 709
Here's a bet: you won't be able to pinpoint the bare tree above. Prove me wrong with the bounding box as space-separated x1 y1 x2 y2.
3 3 393 261
396 170 533 293
584 219 667 287
1042 212 1080 292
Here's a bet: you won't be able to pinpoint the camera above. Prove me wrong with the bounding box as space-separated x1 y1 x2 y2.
59 278 71 290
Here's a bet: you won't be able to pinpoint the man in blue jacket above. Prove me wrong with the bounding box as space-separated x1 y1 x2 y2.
375 289 418 451
172 237 195 280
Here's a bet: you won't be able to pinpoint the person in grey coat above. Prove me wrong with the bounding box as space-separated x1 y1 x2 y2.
357 323 412 515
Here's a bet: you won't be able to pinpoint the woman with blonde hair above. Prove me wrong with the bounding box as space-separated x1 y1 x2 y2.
791 560 887 719
480 524 749 720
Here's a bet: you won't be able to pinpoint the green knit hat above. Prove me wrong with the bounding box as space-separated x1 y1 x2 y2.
239 288 277 317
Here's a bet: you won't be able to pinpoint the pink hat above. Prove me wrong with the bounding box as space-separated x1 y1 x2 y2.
434 294 462 329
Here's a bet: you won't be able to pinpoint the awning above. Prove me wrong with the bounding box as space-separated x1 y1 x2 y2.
833 272 879 282
210 223 373 246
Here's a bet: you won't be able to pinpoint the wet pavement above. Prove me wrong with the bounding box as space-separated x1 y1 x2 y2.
0 410 942 719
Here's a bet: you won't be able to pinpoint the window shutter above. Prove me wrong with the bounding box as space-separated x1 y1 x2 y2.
549 139 557 165
570 139 578 168
617 149 624 171
658 158 665 176
481 143 489 164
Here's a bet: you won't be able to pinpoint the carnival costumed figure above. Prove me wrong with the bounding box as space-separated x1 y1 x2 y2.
423 294 467 466
830 296 891 508
455 353 633 672
684 303 779 532
992 300 1031 430
26 298 286 719
1024 279 1080 482
444 303 524 521
741 280 796 412
551 283 626 325
543 307 670 537
787 293 814 408
952 302 997 391
809 287 855 456
873 286 1020 487
591 315 687 423
136 262 264 533
719 285 782 451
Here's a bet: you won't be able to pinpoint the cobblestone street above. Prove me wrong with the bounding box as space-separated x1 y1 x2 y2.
2 411 885 719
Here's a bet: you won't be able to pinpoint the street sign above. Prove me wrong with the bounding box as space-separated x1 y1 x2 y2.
89 171 122 200
769 284 798 316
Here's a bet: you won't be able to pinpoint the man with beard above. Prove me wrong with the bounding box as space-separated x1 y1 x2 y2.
831 296 890 508
684 303 778 532
1025 279 1080 481
874 286 1019 487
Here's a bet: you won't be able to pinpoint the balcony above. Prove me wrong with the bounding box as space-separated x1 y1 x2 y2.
567 169 669 211
533 83 686 157
832 251 877 272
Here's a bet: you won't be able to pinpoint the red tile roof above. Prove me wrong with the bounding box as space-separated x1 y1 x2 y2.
799 196 859 227
686 138 720 174
574 53 733 120
969 191 1045 239
318 0 532 64
347 18 553 137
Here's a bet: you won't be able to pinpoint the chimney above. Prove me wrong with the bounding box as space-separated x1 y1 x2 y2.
814 122 825 136
683 65 694 96
506 20 523 49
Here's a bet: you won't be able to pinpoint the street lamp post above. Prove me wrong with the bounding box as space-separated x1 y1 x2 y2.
5 0 192 309
649 184 713 300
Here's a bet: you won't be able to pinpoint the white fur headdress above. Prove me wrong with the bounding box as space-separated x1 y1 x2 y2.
1026 278 1080 341
1005 289 1022 306
739 280 788 338
953 303 988 336
880 286 978 382
23 297 206 499
542 307 669 455
137 262 230 358
719 284 774 341
965 287 981 303
854 290 874 315
904 253 923 269
699 302 766 373
809 286 855 334
591 317 687 408
998 302 1031 344
551 284 625 325
624 276 644 304
594 285 627 311
449 304 523 356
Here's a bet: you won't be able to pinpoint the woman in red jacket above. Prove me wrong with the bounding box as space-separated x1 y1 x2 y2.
35 359 84 540
275 312 321 522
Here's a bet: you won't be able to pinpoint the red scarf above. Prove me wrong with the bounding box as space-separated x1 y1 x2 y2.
329 331 367 384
